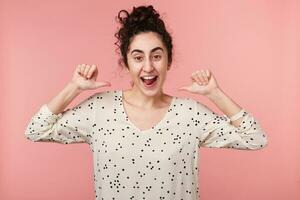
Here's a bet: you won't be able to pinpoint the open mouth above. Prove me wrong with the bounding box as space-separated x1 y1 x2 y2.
140 76 158 87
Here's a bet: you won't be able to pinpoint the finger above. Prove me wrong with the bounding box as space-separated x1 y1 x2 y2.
93 81 111 88
76 64 81 75
87 64 96 78
178 85 190 91
80 64 86 76
190 74 197 83
83 65 90 78
200 70 208 83
191 75 200 85
197 70 206 83
204 69 210 79
195 70 204 85
192 72 200 85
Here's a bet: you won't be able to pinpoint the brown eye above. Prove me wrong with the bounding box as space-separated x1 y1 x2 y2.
153 55 161 60
134 56 143 61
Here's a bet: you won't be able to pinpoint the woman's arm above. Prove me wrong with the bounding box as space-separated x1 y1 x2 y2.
47 81 82 115
194 99 268 150
24 64 110 144
179 69 268 150
206 87 244 128
24 88 97 144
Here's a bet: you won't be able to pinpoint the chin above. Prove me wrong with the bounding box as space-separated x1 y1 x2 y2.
132 76 165 95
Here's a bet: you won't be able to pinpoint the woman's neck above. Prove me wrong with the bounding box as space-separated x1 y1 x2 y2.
123 88 169 109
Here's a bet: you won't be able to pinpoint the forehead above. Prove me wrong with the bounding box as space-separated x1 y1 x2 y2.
128 32 165 53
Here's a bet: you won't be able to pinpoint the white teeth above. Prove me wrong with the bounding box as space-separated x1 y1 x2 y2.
142 76 156 80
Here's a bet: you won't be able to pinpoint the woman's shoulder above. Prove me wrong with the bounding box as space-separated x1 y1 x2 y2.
173 95 197 103
92 89 120 98
172 95 200 109
82 89 120 105
174 95 213 111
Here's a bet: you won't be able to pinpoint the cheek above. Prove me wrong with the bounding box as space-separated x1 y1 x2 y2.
127 65 141 78
159 56 169 69
157 60 168 71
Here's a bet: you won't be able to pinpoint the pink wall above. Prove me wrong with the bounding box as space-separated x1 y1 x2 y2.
1 0 299 199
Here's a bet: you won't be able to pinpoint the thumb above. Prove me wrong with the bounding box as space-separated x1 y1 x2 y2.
178 85 190 91
93 81 111 89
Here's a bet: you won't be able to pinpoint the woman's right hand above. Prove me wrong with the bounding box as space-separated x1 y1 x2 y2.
71 64 111 91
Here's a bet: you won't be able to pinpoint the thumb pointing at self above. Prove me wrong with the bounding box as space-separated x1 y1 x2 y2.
177 69 219 95
92 81 111 89
178 85 191 92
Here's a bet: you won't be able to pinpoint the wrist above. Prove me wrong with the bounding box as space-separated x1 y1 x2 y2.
206 87 223 101
68 81 82 95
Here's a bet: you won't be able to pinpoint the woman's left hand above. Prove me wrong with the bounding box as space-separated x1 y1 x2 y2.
178 69 219 96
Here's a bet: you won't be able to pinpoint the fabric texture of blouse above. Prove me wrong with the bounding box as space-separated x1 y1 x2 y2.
25 89 268 200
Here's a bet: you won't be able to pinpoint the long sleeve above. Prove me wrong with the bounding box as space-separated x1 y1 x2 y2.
193 100 268 150
25 93 97 144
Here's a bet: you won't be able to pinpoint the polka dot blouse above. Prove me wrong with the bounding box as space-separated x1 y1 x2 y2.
25 89 268 200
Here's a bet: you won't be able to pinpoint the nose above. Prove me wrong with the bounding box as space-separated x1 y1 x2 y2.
143 58 154 72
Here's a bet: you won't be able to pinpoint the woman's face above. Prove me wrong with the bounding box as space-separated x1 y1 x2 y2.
126 31 170 96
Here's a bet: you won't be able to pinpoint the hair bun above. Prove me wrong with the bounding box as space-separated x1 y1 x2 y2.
118 5 160 27
130 6 159 23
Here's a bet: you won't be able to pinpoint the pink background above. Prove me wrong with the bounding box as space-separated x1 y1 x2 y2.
1 0 299 199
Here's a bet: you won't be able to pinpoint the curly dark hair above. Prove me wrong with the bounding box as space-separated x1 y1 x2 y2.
114 5 173 69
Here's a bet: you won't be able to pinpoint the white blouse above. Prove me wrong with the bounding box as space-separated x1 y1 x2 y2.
25 89 268 200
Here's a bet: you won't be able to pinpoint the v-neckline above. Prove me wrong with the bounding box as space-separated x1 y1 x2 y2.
118 90 175 133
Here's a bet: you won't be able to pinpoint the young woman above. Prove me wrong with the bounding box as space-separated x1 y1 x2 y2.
25 5 268 200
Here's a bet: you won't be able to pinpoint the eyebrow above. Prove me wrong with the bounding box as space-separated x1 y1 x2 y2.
130 47 164 55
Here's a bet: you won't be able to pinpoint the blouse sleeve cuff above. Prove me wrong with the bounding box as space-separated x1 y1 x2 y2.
40 104 63 122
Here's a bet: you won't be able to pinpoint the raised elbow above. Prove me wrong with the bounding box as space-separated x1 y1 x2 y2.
248 132 268 150
259 133 268 149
